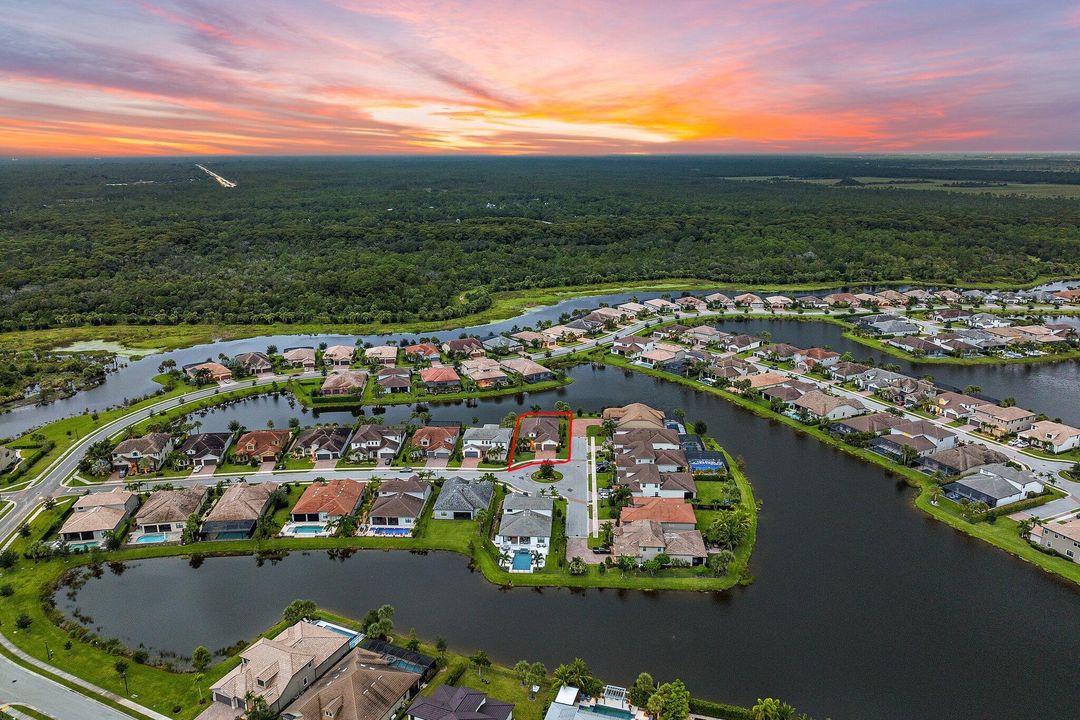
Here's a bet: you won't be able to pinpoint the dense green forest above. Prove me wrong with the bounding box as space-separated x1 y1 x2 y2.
1 156 1078 331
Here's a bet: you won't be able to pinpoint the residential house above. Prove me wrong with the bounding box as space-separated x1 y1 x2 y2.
616 301 650 317
281 646 423 720
622 464 696 499
407 687 513 720
792 390 867 421
433 477 494 520
734 293 764 310
349 425 405 464
829 361 870 382
233 429 292 463
184 361 232 383
499 357 554 383
620 497 696 531
636 344 684 370
112 432 174 475
511 330 556 350
928 392 983 420
283 347 317 371
613 427 681 454
903 289 933 304
419 366 462 393
930 308 973 323
495 495 554 569
889 336 945 356
644 297 679 312
481 335 524 355
290 426 353 461
176 432 232 470
377 367 411 394
870 319 921 336
876 290 907 306
758 343 803 362
324 345 356 367
540 325 586 344
403 343 441 362
674 296 708 312
766 295 793 310
612 335 651 358
409 425 460 458
724 334 762 353
364 346 399 366
201 481 279 540
737 372 788 391
368 490 426 531
870 420 957 459
704 293 735 309
854 369 937 406
972 404 1037 437
0 445 17 474
322 370 368 395
60 499 136 547
651 324 688 341
917 444 1009 476
441 338 485 357
823 293 860 308
936 289 962 304
798 295 828 309
943 464 1043 508
210 621 351 713
234 351 273 374
683 324 725 346
461 425 512 460
968 313 1011 329
612 520 707 565
291 479 365 525
1036 518 1080 563
1019 421 1080 454
701 356 757 385
829 412 906 436
131 486 209 542
517 416 562 452
72 487 139 515
793 347 840 369
459 357 509 388
602 403 665 430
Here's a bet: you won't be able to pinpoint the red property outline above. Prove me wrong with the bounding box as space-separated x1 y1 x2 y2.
506 411 574 471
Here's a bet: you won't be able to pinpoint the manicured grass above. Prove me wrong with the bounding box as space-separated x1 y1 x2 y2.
270 483 307 527
293 376 572 409
7 706 53 720
530 469 563 482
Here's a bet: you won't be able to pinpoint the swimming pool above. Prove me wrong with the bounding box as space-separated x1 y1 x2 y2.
390 657 426 674
292 525 326 535
588 706 632 720
371 527 410 537
133 533 167 544
511 550 532 572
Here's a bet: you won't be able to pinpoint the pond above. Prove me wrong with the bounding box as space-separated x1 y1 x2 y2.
61 364 1080 720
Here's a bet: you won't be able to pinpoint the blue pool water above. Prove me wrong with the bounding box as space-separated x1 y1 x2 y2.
212 532 250 541
372 527 410 537
133 533 167 544
588 706 632 720
512 551 532 571
390 658 426 674
293 525 326 535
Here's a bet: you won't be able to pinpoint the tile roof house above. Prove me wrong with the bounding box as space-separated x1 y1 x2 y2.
602 403 665 430
792 390 867 421
1035 517 1080 563
283 347 317 370
613 520 707 565
612 335 652 358
377 367 412 394
734 293 764 309
176 432 232 470
510 330 556 350
234 429 293 463
495 507 553 568
481 335 524 355
133 486 209 539
499 357 554 383
377 477 433 500
675 296 708 312
829 412 906 436
60 506 129 547
234 351 273 374
943 464 1043 508
972 404 1037 437
185 361 232 382
644 297 680 312
419 366 462 393
461 424 512 460
112 432 175 474
349 425 406 464
441 338 485 357
410 425 460 458
71 487 138 513
364 345 399 366
621 464 696 499
201 481 279 540
211 621 351 713
725 334 762 353
928 392 984 420
322 370 368 395
290 426 353 460
403 343 440 362
291 479 365 523
916 444 1009 476
1019 420 1080 454
281 646 423 720
323 345 356 367
407 687 514 720
620 497 697 531
828 361 869 381
517 416 562 451
433 477 494 520
368 493 426 530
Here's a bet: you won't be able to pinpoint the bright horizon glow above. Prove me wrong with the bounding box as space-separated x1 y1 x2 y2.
1 1 1078 156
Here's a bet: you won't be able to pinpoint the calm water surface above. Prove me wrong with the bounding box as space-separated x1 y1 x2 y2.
63 366 1080 720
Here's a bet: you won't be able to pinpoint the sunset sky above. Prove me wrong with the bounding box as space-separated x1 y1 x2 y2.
2 0 1078 156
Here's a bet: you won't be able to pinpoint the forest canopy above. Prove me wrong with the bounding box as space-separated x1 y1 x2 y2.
1 155 1078 331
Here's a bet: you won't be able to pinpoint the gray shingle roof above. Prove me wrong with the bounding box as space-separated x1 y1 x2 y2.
434 478 494 513
498 508 552 538
502 494 553 513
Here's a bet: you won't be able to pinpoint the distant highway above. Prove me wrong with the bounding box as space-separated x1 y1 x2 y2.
195 163 236 188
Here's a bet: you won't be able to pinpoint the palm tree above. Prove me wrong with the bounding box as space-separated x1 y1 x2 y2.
469 650 491 679
929 486 942 506
328 514 358 538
